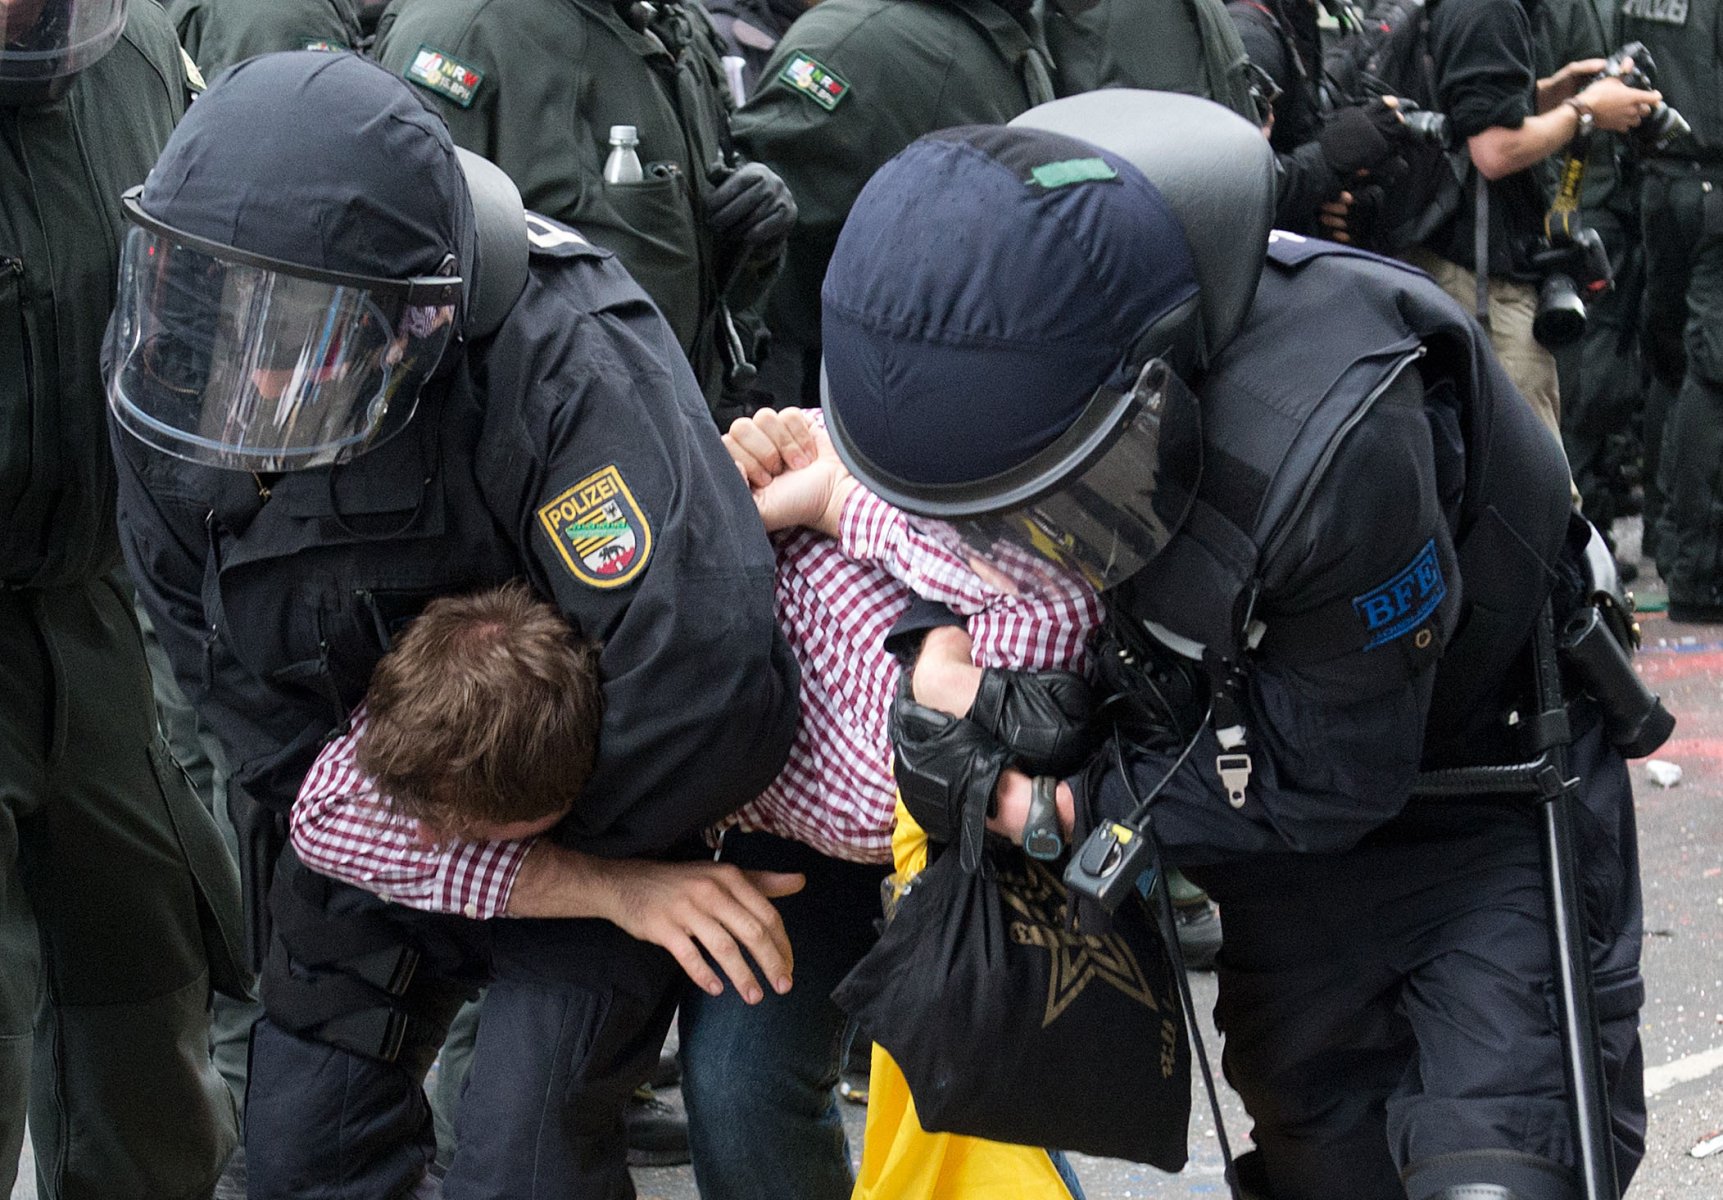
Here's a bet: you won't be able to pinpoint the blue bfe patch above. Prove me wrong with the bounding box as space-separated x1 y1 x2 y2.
1353 539 1446 650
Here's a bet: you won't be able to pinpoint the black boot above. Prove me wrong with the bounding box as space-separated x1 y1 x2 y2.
1403 1152 1579 1200
625 1084 691 1167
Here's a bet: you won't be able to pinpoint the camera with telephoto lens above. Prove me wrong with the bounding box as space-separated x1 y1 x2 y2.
1391 101 1452 149
1529 227 1612 349
1595 42 1691 151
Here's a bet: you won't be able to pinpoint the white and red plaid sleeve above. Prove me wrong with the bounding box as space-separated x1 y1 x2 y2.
289 705 535 920
838 488 997 615
837 486 1104 672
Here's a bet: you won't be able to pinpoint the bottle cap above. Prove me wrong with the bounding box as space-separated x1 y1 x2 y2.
608 124 639 146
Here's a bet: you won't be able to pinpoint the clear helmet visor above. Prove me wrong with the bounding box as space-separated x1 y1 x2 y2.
107 216 458 471
0 0 126 81
901 360 1202 594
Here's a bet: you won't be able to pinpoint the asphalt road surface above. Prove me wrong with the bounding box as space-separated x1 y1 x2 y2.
12 529 1722 1200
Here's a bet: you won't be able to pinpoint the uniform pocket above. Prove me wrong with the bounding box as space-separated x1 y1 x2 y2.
599 171 702 346
1702 182 1723 242
148 737 255 1001
0 257 37 523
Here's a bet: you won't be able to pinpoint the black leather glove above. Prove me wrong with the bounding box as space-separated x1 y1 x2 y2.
706 161 797 256
891 679 1012 873
967 668 1095 777
1317 99 1403 178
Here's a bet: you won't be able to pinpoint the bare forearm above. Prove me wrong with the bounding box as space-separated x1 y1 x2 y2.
1467 108 1583 180
910 625 983 717
503 842 613 918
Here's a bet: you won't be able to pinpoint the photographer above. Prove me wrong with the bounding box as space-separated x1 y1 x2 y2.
1398 0 1660 439
1228 0 1408 234
1621 0 1723 622
1535 0 1651 574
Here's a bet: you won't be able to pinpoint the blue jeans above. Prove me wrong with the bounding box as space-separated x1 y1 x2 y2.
679 833 887 1200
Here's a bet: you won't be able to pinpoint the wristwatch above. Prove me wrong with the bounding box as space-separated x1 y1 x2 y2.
1563 96 1595 137
1022 775 1064 862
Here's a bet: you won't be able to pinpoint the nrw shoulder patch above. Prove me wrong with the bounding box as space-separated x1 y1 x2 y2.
1352 538 1447 651
405 45 484 108
778 52 849 111
537 466 653 588
1621 0 1687 24
302 37 348 52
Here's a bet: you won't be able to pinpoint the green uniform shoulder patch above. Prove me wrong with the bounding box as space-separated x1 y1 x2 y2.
405 45 484 108
1028 158 1118 190
302 37 349 52
537 466 654 588
778 52 849 111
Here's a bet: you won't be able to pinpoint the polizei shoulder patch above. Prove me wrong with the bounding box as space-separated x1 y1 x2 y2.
405 45 483 107
779 52 849 111
537 466 653 588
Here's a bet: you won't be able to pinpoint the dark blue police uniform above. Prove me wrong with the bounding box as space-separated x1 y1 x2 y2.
1087 235 1645 1200
112 53 799 1200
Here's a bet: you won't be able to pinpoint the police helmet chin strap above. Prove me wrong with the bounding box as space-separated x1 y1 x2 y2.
1206 580 1263 807
454 147 529 341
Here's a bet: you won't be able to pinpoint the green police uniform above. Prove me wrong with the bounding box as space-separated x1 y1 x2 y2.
1045 0 1257 118
167 0 364 75
0 4 249 1198
1535 0 1646 536
733 0 1057 407
375 0 759 417
1621 0 1723 613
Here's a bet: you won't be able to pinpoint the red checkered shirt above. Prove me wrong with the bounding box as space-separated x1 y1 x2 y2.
291 488 1103 918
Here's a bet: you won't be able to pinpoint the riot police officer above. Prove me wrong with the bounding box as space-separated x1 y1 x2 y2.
1 2 246 1196
1620 0 1723 620
374 0 796 428
108 51 801 1199
732 0 1058 409
817 93 1646 1200
168 0 366 76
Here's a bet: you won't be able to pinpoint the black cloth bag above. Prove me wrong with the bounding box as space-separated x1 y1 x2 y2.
832 841 1191 1169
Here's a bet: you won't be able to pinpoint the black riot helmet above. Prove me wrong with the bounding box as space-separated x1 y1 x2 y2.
820 91 1274 593
0 0 127 104
107 50 527 472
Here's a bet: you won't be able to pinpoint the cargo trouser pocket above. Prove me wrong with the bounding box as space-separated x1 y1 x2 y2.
149 737 254 1001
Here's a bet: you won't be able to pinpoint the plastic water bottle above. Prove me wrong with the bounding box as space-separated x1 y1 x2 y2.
603 125 644 184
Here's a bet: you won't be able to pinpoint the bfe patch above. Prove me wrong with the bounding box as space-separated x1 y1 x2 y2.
537 466 653 588
1353 538 1446 651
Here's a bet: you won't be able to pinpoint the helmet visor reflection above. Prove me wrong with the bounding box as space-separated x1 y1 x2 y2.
107 218 458 471
905 360 1201 593
0 0 126 80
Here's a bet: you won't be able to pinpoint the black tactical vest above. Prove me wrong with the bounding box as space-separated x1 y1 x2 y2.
1119 234 1572 764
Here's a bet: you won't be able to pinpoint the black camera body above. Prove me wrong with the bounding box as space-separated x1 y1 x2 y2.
1596 42 1692 151
1388 100 1451 149
1529 227 1612 349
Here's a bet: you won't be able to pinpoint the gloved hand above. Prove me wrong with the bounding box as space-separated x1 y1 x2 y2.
891 680 1012 873
1317 99 1404 178
967 668 1095 777
706 161 797 257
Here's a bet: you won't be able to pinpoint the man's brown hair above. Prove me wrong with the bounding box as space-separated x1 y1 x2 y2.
356 582 602 834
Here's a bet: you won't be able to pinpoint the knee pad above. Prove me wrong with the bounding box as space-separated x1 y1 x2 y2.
1404 1151 1579 1200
